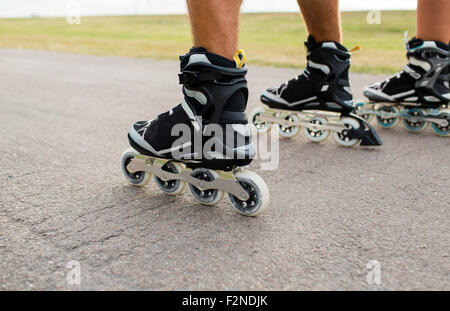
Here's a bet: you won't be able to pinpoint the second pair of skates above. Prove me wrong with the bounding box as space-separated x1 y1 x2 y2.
354 35 449 137
250 36 383 147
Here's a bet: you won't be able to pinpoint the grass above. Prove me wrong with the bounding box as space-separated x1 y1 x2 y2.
0 11 417 74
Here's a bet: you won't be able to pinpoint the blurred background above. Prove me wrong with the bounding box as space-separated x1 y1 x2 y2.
0 0 418 73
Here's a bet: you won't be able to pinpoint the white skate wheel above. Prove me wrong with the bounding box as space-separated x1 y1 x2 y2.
228 170 269 217
402 108 428 133
332 117 361 147
302 117 330 143
153 161 186 195
277 113 301 138
121 148 151 187
189 168 225 205
249 107 272 134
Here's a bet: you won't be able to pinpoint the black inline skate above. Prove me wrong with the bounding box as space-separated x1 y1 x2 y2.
121 48 269 216
250 35 382 147
355 34 450 136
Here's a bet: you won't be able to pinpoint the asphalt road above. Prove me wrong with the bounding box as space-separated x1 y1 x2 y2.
0 49 448 290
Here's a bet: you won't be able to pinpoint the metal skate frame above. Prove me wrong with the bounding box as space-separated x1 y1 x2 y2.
255 109 349 132
356 102 449 127
126 155 250 201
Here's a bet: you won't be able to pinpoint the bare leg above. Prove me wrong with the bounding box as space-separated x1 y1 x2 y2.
186 0 242 60
297 0 341 43
417 0 450 43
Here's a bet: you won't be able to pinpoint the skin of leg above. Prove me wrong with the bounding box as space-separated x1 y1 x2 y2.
417 0 450 43
186 0 242 60
297 0 342 43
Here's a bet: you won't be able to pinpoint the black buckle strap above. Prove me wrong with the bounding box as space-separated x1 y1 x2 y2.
178 70 222 86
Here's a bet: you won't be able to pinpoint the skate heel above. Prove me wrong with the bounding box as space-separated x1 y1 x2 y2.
346 114 383 146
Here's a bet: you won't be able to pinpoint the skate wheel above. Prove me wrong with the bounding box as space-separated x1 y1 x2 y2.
376 105 399 128
153 162 186 195
228 170 269 217
402 108 428 133
431 110 450 137
354 102 374 122
189 168 225 205
333 118 361 147
121 148 151 187
302 117 330 143
277 113 301 138
249 107 272 134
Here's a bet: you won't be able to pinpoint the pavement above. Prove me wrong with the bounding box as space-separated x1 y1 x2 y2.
0 48 448 290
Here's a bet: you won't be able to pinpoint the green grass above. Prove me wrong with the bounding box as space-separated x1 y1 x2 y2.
0 11 416 73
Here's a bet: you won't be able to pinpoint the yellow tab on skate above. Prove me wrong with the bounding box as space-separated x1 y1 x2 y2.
350 45 361 53
234 50 247 69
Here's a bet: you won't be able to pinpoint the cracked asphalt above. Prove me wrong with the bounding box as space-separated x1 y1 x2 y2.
0 48 449 290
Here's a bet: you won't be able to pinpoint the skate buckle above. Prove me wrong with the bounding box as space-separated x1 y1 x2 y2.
178 71 198 85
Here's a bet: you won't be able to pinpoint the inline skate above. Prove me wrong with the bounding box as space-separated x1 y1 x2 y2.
121 48 269 216
354 34 450 136
250 35 382 147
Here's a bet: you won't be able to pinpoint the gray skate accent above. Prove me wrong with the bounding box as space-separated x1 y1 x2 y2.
129 123 160 155
410 57 431 71
262 89 318 106
308 60 330 75
187 53 211 66
1 48 448 291
322 42 338 49
184 88 207 105
363 86 395 101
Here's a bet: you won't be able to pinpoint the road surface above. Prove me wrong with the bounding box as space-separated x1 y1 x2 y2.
0 49 448 290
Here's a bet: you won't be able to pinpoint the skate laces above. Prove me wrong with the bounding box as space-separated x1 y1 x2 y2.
233 50 247 69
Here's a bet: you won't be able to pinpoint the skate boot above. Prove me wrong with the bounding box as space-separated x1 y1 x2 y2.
121 48 269 216
355 34 450 136
250 35 382 147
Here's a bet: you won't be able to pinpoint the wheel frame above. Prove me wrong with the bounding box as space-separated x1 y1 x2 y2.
354 102 374 122
402 108 428 133
277 113 301 138
302 117 330 143
249 107 272 134
376 105 400 128
153 161 186 195
121 148 151 187
430 110 450 137
188 168 225 205
228 170 270 217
